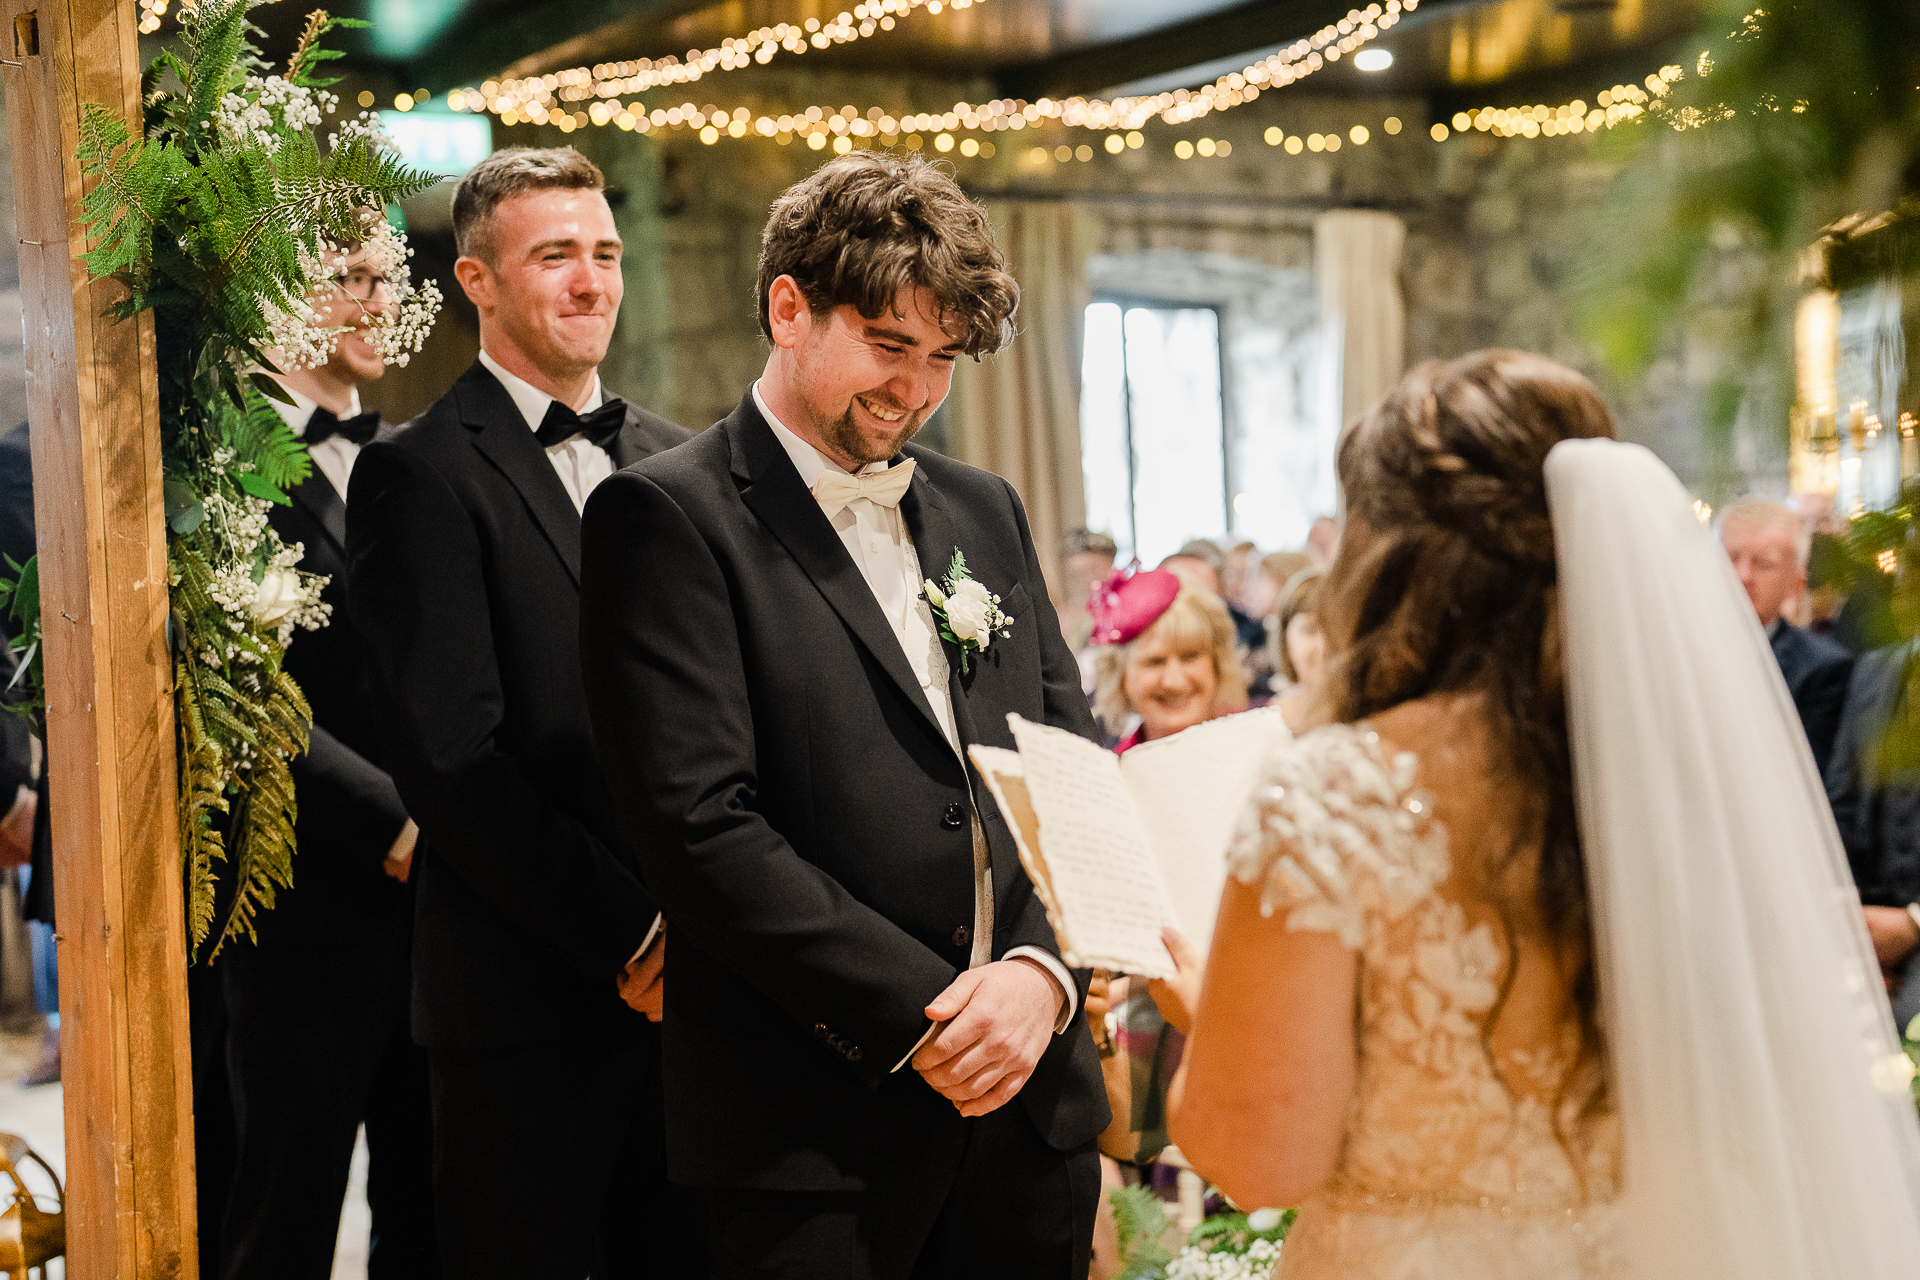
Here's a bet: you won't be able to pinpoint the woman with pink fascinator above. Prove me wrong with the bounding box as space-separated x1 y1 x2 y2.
1087 564 1248 752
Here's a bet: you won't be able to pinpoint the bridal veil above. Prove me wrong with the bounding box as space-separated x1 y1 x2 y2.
1547 438 1920 1278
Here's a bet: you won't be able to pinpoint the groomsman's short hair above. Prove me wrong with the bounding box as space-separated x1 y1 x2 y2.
452 147 606 263
756 151 1018 358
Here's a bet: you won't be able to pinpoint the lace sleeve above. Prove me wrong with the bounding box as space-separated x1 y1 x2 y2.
1225 724 1449 950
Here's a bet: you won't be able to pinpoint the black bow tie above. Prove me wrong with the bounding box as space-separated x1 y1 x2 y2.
305 407 381 447
535 397 627 450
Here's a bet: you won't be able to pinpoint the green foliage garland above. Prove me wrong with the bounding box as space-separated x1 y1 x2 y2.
1109 1184 1293 1280
32 0 439 957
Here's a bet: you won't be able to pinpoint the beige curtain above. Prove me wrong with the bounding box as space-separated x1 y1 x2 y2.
945 201 1097 607
1314 209 1407 429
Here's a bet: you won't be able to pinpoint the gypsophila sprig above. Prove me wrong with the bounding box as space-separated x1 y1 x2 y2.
35 0 441 958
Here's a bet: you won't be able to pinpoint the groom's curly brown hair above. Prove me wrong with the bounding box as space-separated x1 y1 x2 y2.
756 152 1018 358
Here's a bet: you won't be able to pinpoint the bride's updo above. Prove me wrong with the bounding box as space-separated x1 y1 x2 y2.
1322 348 1617 1061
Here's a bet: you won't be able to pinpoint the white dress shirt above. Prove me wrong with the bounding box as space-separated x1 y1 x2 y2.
479 349 617 513
269 386 366 502
751 382 1077 1063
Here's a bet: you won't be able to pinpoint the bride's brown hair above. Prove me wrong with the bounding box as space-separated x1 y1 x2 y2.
1319 349 1616 1125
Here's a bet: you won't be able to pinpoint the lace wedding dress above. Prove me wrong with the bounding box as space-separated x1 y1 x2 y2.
1228 723 1623 1279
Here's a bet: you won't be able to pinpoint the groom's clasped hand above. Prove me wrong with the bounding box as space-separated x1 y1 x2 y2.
912 957 1067 1116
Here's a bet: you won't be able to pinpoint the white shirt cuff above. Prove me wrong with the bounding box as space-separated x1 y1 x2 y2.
1006 946 1078 1033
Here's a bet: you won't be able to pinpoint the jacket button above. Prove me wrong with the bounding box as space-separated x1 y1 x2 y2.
952 926 971 948
847 1046 863 1063
941 803 965 829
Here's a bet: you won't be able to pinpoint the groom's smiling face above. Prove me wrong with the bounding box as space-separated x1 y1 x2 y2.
765 275 966 471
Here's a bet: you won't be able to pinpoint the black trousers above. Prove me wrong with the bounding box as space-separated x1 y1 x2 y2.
428 1013 706 1280
190 960 235 1280
219 925 438 1280
706 1104 1099 1280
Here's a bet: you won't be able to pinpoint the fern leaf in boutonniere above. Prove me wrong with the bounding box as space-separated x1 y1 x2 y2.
923 547 1015 676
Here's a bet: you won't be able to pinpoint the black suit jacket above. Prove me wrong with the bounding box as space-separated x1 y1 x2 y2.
1826 640 1920 907
252 432 413 954
347 361 691 1048
1771 619 1854 774
579 394 1109 1193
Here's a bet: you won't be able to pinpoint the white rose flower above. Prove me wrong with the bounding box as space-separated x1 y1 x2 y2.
942 591 994 647
951 578 993 607
250 565 305 626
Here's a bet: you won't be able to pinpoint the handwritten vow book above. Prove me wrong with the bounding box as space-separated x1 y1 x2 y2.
969 707 1292 979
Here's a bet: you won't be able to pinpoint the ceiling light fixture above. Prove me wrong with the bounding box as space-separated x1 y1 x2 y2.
1354 48 1394 72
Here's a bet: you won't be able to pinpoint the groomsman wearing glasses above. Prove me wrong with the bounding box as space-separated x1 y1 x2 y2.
581 152 1108 1279
348 148 703 1279
217 237 440 1279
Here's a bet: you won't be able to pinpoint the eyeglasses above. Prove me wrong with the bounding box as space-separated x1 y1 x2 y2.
332 269 394 300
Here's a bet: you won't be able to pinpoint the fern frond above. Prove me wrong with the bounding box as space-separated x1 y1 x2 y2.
216 386 313 492
1111 1186 1176 1280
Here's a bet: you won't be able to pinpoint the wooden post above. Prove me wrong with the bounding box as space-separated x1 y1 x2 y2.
0 0 196 1275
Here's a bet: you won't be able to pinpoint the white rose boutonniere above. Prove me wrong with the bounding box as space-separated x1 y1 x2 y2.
923 547 1014 675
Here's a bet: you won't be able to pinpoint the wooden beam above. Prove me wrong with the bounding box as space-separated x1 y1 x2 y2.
0 0 196 1276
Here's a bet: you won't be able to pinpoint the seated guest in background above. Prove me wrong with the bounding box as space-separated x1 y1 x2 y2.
1244 549 1311 624
0 421 53 1090
1273 567 1326 733
1825 638 1920 1030
1222 539 1258 612
1719 498 1853 772
220 234 440 1280
1060 527 1118 653
348 146 700 1280
1091 565 1247 751
1305 515 1339 566
1160 539 1266 674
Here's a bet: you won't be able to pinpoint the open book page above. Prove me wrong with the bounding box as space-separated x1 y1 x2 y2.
1005 717 1182 977
967 747 1064 944
1116 705 1294 955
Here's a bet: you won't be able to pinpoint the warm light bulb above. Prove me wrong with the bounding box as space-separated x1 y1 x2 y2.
1354 48 1393 72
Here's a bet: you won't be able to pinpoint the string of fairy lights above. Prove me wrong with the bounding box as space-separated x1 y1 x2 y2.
429 0 1420 146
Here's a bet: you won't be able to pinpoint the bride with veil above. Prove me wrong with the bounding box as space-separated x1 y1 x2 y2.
1154 349 1920 1278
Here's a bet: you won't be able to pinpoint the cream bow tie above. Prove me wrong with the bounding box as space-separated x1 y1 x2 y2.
810 459 916 518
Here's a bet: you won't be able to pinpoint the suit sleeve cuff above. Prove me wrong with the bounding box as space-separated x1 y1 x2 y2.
1006 946 1077 1033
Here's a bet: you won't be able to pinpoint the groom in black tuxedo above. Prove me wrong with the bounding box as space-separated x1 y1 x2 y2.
580 152 1108 1279
347 147 702 1279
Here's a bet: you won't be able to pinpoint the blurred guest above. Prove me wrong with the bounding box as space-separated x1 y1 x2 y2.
1825 638 1920 1029
220 237 440 1280
1273 568 1327 732
1244 550 1312 624
1222 540 1258 612
1719 498 1853 772
1060 527 1118 651
1305 516 1339 566
0 421 52 1087
1161 540 1266 660
1090 565 1247 750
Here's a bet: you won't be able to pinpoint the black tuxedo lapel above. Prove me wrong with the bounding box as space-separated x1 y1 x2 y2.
610 408 660 471
725 400 948 743
289 470 347 556
455 365 584 585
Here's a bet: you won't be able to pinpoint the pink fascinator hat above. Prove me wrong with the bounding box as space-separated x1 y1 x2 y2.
1087 563 1182 646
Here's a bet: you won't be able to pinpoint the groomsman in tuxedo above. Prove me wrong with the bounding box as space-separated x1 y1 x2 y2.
580 151 1109 1280
219 238 440 1279
347 147 702 1280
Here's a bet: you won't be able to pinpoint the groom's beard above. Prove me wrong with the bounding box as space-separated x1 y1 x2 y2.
819 399 927 465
